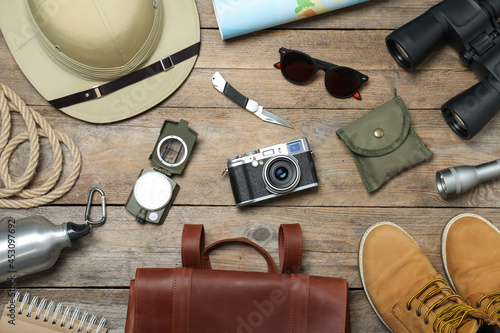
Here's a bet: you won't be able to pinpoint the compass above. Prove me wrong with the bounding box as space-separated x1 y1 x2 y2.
125 119 197 224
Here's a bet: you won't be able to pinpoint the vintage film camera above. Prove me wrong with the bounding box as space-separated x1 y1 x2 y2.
227 138 318 207
125 119 197 224
386 0 500 139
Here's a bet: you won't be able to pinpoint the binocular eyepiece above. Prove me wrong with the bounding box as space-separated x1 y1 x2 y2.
386 0 500 139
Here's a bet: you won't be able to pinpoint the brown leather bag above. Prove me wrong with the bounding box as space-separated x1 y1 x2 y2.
124 224 351 333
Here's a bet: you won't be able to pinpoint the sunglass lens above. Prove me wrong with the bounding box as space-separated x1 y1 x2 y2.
325 67 361 97
282 52 315 83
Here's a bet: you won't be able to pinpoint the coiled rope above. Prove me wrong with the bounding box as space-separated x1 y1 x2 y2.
0 83 81 208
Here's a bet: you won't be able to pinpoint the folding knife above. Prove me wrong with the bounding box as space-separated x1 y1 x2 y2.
212 72 292 128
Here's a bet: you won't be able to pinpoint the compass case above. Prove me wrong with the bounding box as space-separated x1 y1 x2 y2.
125 119 197 224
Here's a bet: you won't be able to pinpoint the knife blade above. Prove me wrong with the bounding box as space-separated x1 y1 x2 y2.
212 72 292 128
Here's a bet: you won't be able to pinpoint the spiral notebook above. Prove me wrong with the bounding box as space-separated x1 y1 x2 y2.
0 292 108 333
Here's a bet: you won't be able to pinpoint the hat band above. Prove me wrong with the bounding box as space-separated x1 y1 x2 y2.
48 42 201 109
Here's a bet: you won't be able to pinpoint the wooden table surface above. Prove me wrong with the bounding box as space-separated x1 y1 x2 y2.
2 0 500 332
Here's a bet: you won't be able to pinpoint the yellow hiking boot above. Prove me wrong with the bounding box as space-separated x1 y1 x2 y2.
360 222 490 333
443 214 500 324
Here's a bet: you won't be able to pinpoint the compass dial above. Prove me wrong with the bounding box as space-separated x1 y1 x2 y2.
133 172 173 211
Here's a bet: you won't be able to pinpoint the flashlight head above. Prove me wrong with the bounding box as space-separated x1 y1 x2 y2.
436 169 456 198
436 166 480 198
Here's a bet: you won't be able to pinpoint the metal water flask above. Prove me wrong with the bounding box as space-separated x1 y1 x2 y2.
0 215 91 281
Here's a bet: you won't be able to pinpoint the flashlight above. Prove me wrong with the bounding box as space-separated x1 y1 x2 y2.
436 159 500 198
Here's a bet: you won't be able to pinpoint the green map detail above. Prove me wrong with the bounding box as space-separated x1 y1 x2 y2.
295 0 315 13
295 0 329 19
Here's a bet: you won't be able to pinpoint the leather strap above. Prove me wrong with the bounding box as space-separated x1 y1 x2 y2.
172 267 193 333
289 274 310 333
48 42 201 109
202 237 278 274
181 224 205 270
279 224 303 274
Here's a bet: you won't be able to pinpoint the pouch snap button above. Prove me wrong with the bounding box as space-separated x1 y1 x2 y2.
374 128 384 138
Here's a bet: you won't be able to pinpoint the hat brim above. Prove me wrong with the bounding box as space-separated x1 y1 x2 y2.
0 0 200 123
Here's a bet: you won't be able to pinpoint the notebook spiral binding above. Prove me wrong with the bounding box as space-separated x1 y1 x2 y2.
13 292 107 333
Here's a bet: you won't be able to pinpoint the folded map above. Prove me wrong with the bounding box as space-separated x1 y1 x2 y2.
212 0 370 40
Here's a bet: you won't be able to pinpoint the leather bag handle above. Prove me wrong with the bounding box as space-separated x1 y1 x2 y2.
181 223 303 274
202 237 279 274
279 224 303 274
181 224 205 269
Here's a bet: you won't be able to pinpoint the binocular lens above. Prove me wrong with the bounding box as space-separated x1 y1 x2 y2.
387 40 412 69
442 108 469 138
441 80 500 139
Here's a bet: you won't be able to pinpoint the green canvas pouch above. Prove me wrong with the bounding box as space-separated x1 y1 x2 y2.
336 96 433 193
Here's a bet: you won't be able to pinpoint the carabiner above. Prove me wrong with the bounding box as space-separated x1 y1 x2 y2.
85 188 106 226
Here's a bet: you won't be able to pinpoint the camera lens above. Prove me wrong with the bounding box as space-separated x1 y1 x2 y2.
275 167 289 180
263 155 301 194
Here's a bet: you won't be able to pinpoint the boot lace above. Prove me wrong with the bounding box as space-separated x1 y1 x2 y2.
476 291 500 320
406 278 477 333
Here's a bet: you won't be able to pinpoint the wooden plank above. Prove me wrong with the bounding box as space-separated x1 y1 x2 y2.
4 105 500 208
0 29 474 107
0 288 386 333
1 207 499 289
197 29 458 70
196 0 441 30
0 29 462 73
0 66 479 110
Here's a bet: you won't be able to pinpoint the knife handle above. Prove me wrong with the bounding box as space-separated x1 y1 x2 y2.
223 83 249 109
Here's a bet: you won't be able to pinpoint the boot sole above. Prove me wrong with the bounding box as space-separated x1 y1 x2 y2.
441 213 500 293
359 221 421 333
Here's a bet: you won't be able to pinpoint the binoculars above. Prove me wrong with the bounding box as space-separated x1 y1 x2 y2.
386 0 500 139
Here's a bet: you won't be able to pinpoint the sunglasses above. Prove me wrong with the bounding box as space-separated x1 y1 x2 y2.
274 48 368 100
